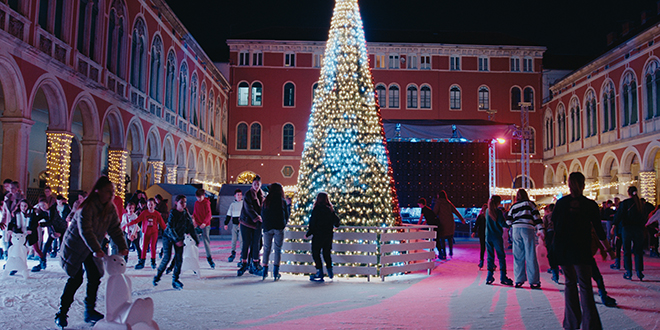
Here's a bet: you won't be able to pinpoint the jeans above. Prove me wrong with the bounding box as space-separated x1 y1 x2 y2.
262 229 284 266
512 226 540 284
157 235 183 280
622 226 644 273
59 253 101 312
230 222 242 252
561 264 602 330
43 235 62 256
240 223 262 261
197 226 212 258
486 237 507 272
312 235 333 270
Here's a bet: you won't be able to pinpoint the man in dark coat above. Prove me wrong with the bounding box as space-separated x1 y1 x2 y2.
551 172 605 330
237 175 264 276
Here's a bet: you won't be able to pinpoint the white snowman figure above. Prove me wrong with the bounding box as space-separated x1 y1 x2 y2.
180 234 201 278
3 233 29 279
93 255 159 330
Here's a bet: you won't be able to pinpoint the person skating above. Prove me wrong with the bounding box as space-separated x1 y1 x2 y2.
305 192 340 282
28 199 51 272
417 197 442 259
237 176 264 276
432 191 466 259
153 195 199 290
612 186 646 280
551 172 605 330
484 196 514 286
472 204 487 269
192 189 215 269
125 198 166 270
507 189 544 289
120 201 141 262
55 176 128 328
542 204 560 283
224 189 243 263
259 183 289 280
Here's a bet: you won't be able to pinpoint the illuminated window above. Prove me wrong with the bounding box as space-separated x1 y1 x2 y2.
285 53 295 67
284 83 295 107
478 86 489 110
375 55 386 68
313 54 323 68
251 82 262 106
238 82 249 106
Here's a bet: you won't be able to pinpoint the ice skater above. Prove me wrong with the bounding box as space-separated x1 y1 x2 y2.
507 189 543 289
417 198 442 259
305 192 340 282
484 195 514 286
224 189 243 263
259 183 289 280
192 189 215 269
472 203 487 269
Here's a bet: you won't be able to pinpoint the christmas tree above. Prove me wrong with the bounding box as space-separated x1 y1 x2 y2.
290 0 401 227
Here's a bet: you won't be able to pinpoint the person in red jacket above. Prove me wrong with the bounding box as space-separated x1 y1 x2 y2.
125 198 166 269
193 188 215 269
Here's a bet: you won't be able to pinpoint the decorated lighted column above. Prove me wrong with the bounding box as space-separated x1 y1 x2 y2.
640 171 656 205
108 149 129 205
1 118 34 191
46 131 74 199
147 160 164 185
165 164 177 184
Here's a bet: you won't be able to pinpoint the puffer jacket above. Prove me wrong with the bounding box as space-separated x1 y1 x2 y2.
60 197 127 277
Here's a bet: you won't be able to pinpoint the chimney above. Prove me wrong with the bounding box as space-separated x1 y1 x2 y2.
607 32 616 46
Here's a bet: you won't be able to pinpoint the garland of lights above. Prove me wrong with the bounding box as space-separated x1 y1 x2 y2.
290 0 398 227
166 164 177 184
237 171 256 184
148 160 164 185
46 132 74 199
640 171 656 205
491 180 638 197
108 149 128 205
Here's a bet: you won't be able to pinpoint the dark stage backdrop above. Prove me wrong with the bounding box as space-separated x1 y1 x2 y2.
387 141 489 208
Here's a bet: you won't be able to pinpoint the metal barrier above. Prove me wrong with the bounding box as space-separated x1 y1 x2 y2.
280 224 437 281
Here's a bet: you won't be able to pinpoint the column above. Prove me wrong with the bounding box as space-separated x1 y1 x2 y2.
640 171 656 205
177 166 188 184
81 140 104 190
108 149 129 205
0 118 33 192
598 176 612 199
129 154 145 193
46 131 74 199
618 173 632 196
165 164 177 184
147 160 164 185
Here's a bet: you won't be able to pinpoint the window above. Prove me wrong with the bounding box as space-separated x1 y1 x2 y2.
200 84 206 130
602 82 616 132
420 85 431 109
164 51 176 110
645 61 660 119
375 55 386 68
236 123 248 150
149 36 163 102
251 82 262 106
239 52 249 66
478 57 489 71
237 82 249 106
106 6 125 76
252 52 263 66
450 85 461 110
622 71 638 126
523 57 533 72
376 84 386 107
8 0 23 14
208 91 214 133
39 0 66 39
178 62 188 119
407 86 418 109
511 57 520 72
511 87 521 110
130 18 147 92
283 124 294 150
545 116 554 150
557 105 566 146
285 53 295 67
569 98 581 142
250 123 261 150
478 86 489 110
313 54 323 68
420 55 431 69
407 55 417 69
523 87 534 110
190 74 198 125
388 85 399 108
284 82 295 107
585 90 597 137
389 54 400 69
450 56 460 71
77 0 100 61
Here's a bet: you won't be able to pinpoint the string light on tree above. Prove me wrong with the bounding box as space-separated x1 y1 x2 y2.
46 132 73 199
291 0 400 227
108 149 128 205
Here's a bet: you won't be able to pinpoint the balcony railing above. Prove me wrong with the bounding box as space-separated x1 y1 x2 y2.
106 72 126 98
35 27 71 65
75 52 102 83
149 99 162 118
130 87 146 110
164 109 176 126
0 3 30 42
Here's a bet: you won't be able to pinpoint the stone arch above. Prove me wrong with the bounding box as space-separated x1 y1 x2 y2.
512 174 536 189
0 54 27 117
544 166 555 186
187 145 197 183
29 74 68 130
125 117 145 192
569 159 583 174
162 134 175 164
145 126 162 160
642 140 660 171
221 160 227 182
101 106 125 149
619 146 642 175
584 155 600 179
125 117 145 155
176 140 186 167
69 92 101 141
197 149 206 178
555 162 569 184
206 154 214 181
600 151 619 177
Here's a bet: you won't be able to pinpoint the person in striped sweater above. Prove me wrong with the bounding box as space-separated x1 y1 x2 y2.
507 189 544 289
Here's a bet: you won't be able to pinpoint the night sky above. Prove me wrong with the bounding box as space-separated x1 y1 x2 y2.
165 0 660 68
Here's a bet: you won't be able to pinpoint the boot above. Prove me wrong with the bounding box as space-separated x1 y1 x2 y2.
151 258 157 269
237 262 249 276
135 258 145 270
327 266 334 281
153 272 162 286
31 262 43 272
249 260 262 275
478 260 484 269
261 266 268 280
310 269 324 282
55 309 68 329
41 257 47 270
500 271 513 286
599 289 617 307
623 271 632 280
228 251 236 262
207 256 215 269
637 270 645 281
610 258 620 269
273 265 281 281
84 301 104 324
551 268 559 283
485 271 495 285
172 279 184 290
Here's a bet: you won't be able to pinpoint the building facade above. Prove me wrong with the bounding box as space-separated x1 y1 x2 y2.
227 37 546 193
542 23 660 204
0 0 229 199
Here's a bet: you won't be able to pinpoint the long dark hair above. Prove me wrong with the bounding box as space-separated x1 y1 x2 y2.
628 186 642 213
516 189 529 203
80 176 115 215
488 195 502 220
478 203 487 217
13 199 30 216
313 192 332 209
265 182 284 208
